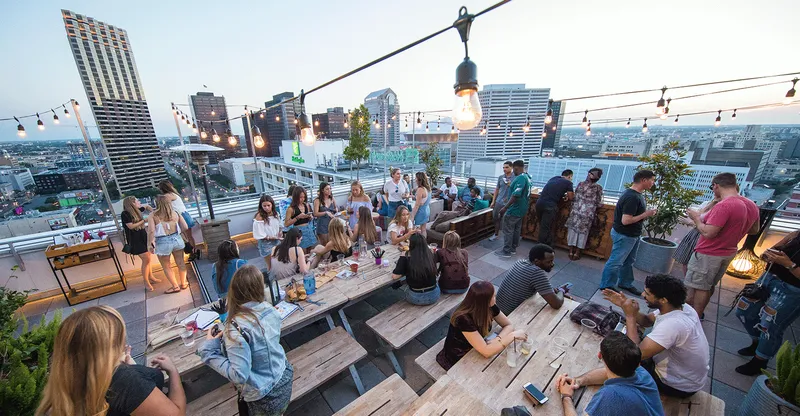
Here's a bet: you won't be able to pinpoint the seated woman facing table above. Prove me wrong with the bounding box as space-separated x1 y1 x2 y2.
269 228 311 281
392 233 440 305
311 218 353 268
387 205 416 246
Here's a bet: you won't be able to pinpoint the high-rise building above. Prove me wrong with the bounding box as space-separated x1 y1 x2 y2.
190 92 240 164
541 100 565 151
364 88 400 148
312 112 330 139
61 9 166 193
326 107 349 140
456 84 550 166
263 92 300 157
691 140 767 182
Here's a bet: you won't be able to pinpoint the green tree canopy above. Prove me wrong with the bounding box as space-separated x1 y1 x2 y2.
343 105 371 180
419 143 443 186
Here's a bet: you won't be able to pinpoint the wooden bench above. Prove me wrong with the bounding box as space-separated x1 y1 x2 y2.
186 327 367 414
414 338 446 382
661 391 725 416
366 291 467 378
333 374 418 416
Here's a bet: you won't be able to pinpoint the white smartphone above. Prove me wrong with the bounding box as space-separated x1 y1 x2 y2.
523 382 549 405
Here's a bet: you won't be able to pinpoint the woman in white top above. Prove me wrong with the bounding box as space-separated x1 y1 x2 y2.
254 194 282 271
148 194 189 294
158 180 199 259
383 167 409 219
387 205 417 245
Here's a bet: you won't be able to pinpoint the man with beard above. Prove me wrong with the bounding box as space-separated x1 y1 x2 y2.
603 274 709 398
495 244 565 315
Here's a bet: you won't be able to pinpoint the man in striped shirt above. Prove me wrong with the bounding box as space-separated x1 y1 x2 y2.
495 244 565 316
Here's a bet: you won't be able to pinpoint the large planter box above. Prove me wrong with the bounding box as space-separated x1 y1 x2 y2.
633 237 677 274
739 375 800 416
200 219 231 262
521 194 615 260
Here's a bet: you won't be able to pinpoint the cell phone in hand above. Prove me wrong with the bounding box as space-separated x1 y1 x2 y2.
558 283 573 293
211 324 221 337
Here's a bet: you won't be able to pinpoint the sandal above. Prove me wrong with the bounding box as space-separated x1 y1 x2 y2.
180 282 189 290
165 286 181 294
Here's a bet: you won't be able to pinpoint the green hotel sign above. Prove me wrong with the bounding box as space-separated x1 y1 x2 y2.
291 142 305 163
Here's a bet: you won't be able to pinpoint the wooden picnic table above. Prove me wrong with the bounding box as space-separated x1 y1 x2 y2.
446 295 604 414
402 375 495 416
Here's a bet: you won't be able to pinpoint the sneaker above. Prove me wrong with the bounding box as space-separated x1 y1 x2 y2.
735 357 768 376
496 250 513 258
737 340 759 357
619 284 643 297
488 235 498 242
510 250 517 255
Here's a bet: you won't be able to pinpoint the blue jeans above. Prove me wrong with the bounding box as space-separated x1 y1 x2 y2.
405 285 441 305
600 229 640 289
736 272 800 360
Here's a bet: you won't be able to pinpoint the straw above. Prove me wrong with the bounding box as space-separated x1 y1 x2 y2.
549 350 565 366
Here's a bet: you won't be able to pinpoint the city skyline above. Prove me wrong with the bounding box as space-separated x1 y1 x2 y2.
1 0 799 142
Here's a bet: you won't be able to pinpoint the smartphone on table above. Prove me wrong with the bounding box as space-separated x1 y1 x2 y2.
523 382 549 405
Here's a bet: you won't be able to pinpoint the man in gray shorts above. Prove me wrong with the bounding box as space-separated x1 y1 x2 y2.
684 173 759 318
489 161 515 241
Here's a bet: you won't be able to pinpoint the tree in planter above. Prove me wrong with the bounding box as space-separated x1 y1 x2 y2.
637 141 704 245
343 105 371 180
419 142 443 186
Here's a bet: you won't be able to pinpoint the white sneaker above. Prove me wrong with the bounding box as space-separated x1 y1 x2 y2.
488 235 498 241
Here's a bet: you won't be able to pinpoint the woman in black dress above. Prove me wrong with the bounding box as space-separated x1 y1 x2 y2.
122 196 159 291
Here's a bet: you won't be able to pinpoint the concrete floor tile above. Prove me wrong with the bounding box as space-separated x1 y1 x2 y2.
712 348 758 392
286 390 333 416
550 274 597 301
716 302 747 333
466 244 492 262
555 262 603 286
711 380 747 416
343 301 380 322
98 286 146 309
365 286 405 311
130 340 147 361
126 318 147 344
416 317 449 348
702 320 716 347
718 289 739 309
468 259 508 282
704 302 719 323
715 324 754 357
481 251 524 269
370 338 432 393
320 361 387 412
146 288 194 317
720 274 749 293
116 300 146 323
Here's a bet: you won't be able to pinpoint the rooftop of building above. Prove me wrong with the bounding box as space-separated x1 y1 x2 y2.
34 166 97 176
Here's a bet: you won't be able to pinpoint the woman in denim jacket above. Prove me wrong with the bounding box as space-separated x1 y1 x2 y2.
198 265 293 416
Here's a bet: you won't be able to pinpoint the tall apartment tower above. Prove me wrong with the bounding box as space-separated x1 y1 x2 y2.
326 107 349 140
190 92 239 164
61 9 166 193
263 92 299 157
456 84 550 165
541 100 566 152
364 88 400 148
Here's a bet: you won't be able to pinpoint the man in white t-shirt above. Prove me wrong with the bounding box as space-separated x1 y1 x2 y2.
603 274 709 397
434 177 458 210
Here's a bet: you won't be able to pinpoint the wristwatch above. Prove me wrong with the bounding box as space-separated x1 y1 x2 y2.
791 263 798 270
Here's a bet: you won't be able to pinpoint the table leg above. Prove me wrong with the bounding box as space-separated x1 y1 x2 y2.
338 308 355 337
323 312 366 395
377 338 405 378
50 262 72 306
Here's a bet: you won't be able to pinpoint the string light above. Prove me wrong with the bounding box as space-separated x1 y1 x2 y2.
452 7 482 130
211 106 216 116
344 119 349 129
785 78 798 104
375 117 381 129
581 110 588 128
523 116 530 132
52 109 60 124
552 125 556 131
660 98 672 120
541 131 547 138
732 109 737 120
451 125 456 134
544 99 553 124
496 121 501 129
314 119 320 127
294 113 299 125
192 121 198 134
642 118 648 133
714 110 722 127
228 134 238 146
14 117 25 138
437 116 441 130
36 113 44 131
200 126 208 139
74 101 80 111
259 112 265 119
625 118 631 128
425 122 429 133
655 86 667 115
508 127 514 137
211 121 220 142
585 126 592 136
585 121 591 132
387 121 391 128
416 112 422 128
253 126 264 148
674 114 680 124
479 122 487 135
63 104 71 118
298 91 316 146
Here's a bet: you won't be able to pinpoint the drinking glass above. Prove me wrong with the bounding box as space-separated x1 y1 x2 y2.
164 310 178 327
506 344 519 368
554 337 569 349
580 318 598 338
353 250 361 262
337 254 345 266
520 340 533 356
548 345 566 368
180 328 195 347
429 243 438 253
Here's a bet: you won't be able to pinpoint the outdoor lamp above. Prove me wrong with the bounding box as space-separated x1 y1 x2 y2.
544 99 553 124
784 78 797 104
298 90 316 146
655 86 667 115
212 129 220 143
253 126 265 148
15 117 25 138
452 7 482 130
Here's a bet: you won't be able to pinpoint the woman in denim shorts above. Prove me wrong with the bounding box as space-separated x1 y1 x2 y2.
254 194 282 270
159 180 200 260
148 195 189 294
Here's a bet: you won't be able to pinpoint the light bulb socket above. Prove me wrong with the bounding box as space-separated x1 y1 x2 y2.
454 57 479 94
297 112 312 130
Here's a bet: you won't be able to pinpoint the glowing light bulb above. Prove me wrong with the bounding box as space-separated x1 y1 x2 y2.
452 89 482 130
259 112 265 119
586 127 592 136
655 86 667 115
451 126 456 134
642 118 649 133
344 120 349 128
581 110 588 128
63 106 71 118
625 118 631 128
784 78 798 104
731 258 754 273
544 99 553 124
74 101 80 111
542 131 547 138
509 129 514 137
275 115 280 122
314 119 319 127
37 115 45 131
660 113 668 120
254 134 265 148
298 113 315 146
53 113 60 124
212 130 220 142
192 123 198 133
16 119 26 138
211 109 216 116
714 110 722 127
200 130 208 139
552 126 556 131
228 135 238 146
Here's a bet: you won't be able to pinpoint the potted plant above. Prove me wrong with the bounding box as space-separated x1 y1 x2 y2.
633 141 704 274
739 341 800 416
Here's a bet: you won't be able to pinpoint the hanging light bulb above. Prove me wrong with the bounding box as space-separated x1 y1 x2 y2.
784 78 798 104
392 114 397 120
253 126 264 148
581 110 589 128
585 121 592 132
192 121 198 134
228 134 238 146
523 116 530 132
437 121 441 131
714 110 722 127
387 121 391 128
52 109 60 124
660 98 671 120
210 106 216 116
452 8 482 130
375 117 381 129
359 116 364 123
298 114 315 146
416 112 422 128
642 118 649 133
674 114 680 124
63 104 71 118
625 118 631 128
497 121 501 128
259 112 265 119
74 101 80 111
508 127 514 137
294 113 299 125
451 125 456 134
36 113 45 131
200 127 208 139
314 118 319 127
655 86 667 115
274 114 280 122
585 127 592 136
212 129 220 142
541 131 547 138
732 109 738 120
172 104 178 114
425 122 429 133
181 114 186 122
344 119 349 129
14 117 26 138
552 125 556 131
544 99 553 124
480 122 487 135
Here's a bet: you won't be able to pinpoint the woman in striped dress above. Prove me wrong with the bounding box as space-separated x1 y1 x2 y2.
673 197 720 275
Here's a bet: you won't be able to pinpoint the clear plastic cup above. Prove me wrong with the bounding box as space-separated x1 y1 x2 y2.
506 347 518 367
580 318 598 337
554 337 569 349
164 310 178 326
180 328 195 347
520 341 533 356
337 254 345 266
549 345 566 368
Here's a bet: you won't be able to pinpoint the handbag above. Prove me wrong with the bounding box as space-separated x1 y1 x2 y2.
121 228 132 254
229 320 251 416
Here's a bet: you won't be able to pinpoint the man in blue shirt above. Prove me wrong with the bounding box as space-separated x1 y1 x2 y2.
455 177 482 209
557 332 665 416
535 170 574 246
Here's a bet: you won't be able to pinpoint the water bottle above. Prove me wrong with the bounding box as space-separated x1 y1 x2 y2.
358 236 367 256
303 272 316 295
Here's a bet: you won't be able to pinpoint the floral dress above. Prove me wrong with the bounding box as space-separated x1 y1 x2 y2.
565 181 604 236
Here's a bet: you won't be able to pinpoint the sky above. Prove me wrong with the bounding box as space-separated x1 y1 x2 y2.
1 0 799 141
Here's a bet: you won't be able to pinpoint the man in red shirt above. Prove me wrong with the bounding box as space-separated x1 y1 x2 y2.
685 173 759 318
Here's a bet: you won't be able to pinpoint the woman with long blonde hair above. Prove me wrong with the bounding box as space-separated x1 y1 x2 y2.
410 172 432 237
37 306 186 416
158 180 199 260
121 196 159 291
346 180 372 230
311 218 353 267
148 194 189 294
387 205 416 245
351 205 380 244
199 265 294 415
436 231 470 294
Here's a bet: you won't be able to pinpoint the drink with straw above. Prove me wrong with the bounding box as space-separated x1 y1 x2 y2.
506 340 518 367
520 340 532 355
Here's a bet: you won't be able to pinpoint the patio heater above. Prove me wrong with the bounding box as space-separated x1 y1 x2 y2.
726 207 778 279
169 144 230 261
